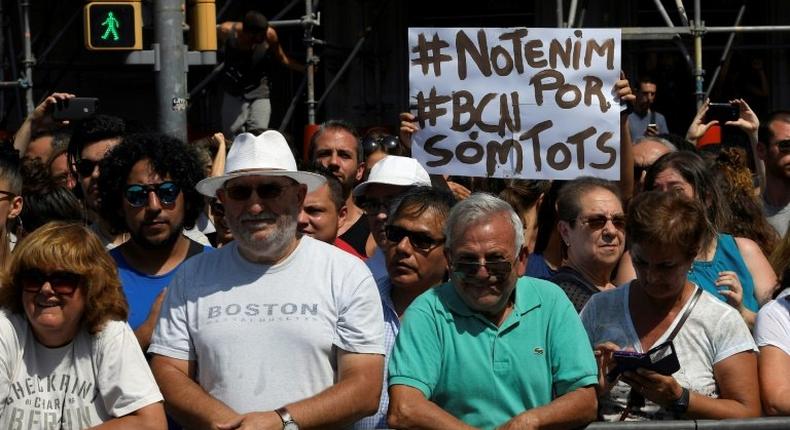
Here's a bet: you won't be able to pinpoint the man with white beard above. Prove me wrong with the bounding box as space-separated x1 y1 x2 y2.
149 131 385 430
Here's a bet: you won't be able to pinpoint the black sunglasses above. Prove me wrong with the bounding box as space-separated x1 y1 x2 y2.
0 190 15 201
362 135 399 157
19 269 82 295
224 182 292 201
776 139 790 153
124 182 181 207
577 214 626 231
385 225 444 251
452 260 513 279
75 159 100 177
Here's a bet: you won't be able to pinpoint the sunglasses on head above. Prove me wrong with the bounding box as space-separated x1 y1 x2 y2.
124 182 181 207
385 225 444 251
362 135 399 157
577 214 626 231
452 260 513 279
224 182 292 201
75 159 100 177
19 269 82 295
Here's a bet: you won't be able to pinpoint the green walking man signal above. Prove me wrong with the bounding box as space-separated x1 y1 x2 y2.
100 12 120 41
84 2 142 50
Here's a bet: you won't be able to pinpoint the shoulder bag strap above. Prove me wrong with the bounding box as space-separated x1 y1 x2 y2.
665 287 703 343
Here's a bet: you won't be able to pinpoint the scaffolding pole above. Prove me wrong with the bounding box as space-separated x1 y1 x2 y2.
704 4 746 100
19 0 34 115
304 0 318 125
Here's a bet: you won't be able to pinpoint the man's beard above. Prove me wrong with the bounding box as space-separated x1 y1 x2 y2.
227 208 299 259
130 222 184 250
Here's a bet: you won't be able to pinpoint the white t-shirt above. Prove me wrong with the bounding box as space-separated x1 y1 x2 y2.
754 289 790 354
0 311 162 429
580 283 756 421
149 237 385 414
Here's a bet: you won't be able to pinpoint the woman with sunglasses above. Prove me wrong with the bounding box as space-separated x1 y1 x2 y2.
582 191 760 421
550 177 626 312
0 222 165 429
617 151 777 329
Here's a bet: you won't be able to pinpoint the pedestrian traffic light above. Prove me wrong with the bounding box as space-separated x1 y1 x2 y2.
84 1 142 50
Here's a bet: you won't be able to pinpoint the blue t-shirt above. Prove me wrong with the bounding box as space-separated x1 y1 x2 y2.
111 245 212 329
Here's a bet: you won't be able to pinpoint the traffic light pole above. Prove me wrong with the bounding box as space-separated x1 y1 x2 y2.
154 0 188 141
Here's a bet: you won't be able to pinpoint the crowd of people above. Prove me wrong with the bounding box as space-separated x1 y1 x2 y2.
0 69 787 430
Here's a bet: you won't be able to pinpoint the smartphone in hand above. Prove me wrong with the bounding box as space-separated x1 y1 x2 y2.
52 97 98 121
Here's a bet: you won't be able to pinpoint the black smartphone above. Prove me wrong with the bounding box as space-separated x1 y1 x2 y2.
52 97 98 121
705 102 739 123
607 341 680 382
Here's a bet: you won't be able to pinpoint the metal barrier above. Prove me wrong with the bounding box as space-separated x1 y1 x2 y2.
585 417 790 430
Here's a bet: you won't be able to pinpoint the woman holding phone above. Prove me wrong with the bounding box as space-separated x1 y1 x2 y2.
581 191 760 421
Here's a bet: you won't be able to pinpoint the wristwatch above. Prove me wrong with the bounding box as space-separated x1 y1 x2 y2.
275 406 300 430
670 387 690 417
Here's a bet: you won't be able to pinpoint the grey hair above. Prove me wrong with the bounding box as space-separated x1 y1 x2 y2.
633 136 677 152
444 193 524 256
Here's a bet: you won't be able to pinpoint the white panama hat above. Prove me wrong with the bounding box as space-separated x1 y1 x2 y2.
196 130 325 197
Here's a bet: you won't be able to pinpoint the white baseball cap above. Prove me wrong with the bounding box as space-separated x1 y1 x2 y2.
352 155 431 197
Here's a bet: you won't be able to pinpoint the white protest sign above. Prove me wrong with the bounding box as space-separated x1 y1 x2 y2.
408 28 622 180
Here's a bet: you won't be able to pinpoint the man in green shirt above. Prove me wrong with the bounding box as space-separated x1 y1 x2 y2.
387 193 599 430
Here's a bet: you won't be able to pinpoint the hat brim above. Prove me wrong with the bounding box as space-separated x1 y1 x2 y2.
196 170 326 197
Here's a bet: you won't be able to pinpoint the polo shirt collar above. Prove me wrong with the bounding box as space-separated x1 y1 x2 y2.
443 277 541 324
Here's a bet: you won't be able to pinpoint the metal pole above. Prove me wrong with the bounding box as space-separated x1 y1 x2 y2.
19 0 34 115
305 0 317 125
652 0 693 70
567 0 578 27
154 0 188 141
279 74 307 131
0 0 5 118
693 0 704 108
675 0 690 27
556 0 564 27
704 5 745 100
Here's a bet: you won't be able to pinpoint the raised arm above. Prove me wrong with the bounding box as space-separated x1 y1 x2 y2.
735 236 778 305
13 92 74 156
217 350 384 430
150 355 239 430
387 385 477 430
616 73 636 201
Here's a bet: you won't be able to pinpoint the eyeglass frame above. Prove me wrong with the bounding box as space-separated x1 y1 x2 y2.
222 181 296 202
384 224 444 252
571 214 627 231
362 135 400 157
450 259 514 280
124 182 182 208
18 269 83 295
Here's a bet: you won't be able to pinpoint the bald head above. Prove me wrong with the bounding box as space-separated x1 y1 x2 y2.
633 137 676 167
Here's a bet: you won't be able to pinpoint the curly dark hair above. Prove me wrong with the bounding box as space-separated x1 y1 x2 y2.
98 132 206 233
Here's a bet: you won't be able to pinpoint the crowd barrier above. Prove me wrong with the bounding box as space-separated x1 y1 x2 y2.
585 417 790 429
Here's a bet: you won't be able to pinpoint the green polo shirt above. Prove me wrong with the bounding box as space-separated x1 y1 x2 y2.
389 276 598 429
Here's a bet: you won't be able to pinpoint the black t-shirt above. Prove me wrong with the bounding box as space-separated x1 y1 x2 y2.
549 266 600 313
339 216 371 257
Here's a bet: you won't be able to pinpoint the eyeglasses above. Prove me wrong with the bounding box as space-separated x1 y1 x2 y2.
355 196 390 214
385 225 444 251
75 159 100 177
775 139 790 153
19 269 82 295
124 182 181 207
362 135 399 157
452 260 513 279
577 214 626 231
224 182 292 201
